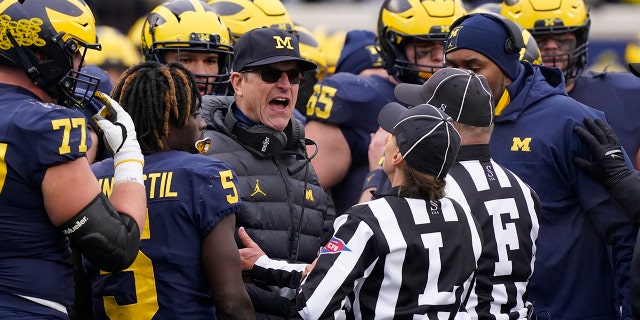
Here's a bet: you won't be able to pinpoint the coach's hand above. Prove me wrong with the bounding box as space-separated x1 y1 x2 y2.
573 118 631 189
238 227 266 271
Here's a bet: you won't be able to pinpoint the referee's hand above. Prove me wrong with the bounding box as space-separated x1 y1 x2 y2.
238 227 266 271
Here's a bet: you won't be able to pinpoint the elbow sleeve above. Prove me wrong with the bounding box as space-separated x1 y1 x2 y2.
609 170 640 221
59 193 140 272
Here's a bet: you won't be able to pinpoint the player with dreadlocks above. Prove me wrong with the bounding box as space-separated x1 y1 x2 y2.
112 62 202 152
87 61 254 319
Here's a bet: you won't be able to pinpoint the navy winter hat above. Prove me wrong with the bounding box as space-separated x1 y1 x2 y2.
445 13 521 80
335 30 383 75
378 103 461 178
233 27 317 72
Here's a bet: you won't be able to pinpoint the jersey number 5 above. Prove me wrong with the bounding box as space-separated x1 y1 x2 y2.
102 210 158 319
99 170 239 317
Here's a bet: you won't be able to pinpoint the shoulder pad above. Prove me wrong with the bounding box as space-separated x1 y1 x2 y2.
322 72 380 102
306 73 395 127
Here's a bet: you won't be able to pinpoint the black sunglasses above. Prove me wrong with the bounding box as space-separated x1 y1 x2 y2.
242 67 303 84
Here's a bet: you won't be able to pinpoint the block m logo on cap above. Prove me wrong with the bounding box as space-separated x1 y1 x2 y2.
273 36 293 50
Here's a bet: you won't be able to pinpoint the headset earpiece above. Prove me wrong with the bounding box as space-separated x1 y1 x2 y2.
284 117 305 150
223 106 303 157
494 15 525 54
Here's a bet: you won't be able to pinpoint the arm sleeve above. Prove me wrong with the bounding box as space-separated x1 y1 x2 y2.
251 256 307 289
607 170 640 222
587 199 638 320
631 236 640 320
297 212 379 319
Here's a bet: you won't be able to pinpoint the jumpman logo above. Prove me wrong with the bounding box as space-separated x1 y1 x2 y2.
251 179 267 197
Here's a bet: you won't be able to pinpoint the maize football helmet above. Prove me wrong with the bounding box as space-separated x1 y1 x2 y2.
378 0 467 84
207 0 295 42
295 25 327 81
142 0 233 95
0 0 101 109
127 15 147 55
293 24 326 116
86 26 140 71
469 2 501 14
501 0 590 80
625 31 640 65
316 29 346 76
520 27 542 65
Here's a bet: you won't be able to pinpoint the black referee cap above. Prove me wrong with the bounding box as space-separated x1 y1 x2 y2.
394 68 494 127
378 103 461 179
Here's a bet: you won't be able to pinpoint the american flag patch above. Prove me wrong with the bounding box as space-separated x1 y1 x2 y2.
321 236 351 254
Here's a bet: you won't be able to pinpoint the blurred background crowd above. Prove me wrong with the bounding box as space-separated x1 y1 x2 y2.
85 0 640 74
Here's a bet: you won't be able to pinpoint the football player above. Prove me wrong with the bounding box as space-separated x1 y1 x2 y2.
86 61 254 319
141 0 234 96
305 0 467 215
502 0 640 170
0 0 146 318
84 26 141 87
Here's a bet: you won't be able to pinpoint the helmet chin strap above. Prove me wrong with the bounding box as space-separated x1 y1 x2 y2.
5 30 45 89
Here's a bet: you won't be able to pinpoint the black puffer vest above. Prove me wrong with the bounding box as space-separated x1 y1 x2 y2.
201 95 331 319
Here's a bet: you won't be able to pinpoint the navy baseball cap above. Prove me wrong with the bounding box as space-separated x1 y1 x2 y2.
378 103 461 178
394 68 494 127
232 27 317 72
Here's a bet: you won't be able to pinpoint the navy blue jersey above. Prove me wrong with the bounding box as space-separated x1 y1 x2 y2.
306 73 396 214
570 71 640 169
491 63 637 319
0 84 91 314
296 191 482 319
87 151 241 319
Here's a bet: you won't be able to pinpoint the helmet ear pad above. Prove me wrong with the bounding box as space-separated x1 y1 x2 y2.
378 27 404 80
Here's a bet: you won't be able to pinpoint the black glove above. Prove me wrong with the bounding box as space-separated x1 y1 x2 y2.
573 118 631 189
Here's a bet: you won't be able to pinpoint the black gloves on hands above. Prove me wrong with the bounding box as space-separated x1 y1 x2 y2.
573 118 631 189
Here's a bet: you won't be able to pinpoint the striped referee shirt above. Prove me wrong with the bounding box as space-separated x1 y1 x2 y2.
445 145 540 320
283 187 483 319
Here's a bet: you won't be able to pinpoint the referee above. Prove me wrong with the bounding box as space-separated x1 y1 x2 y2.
239 103 483 319
395 68 541 319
